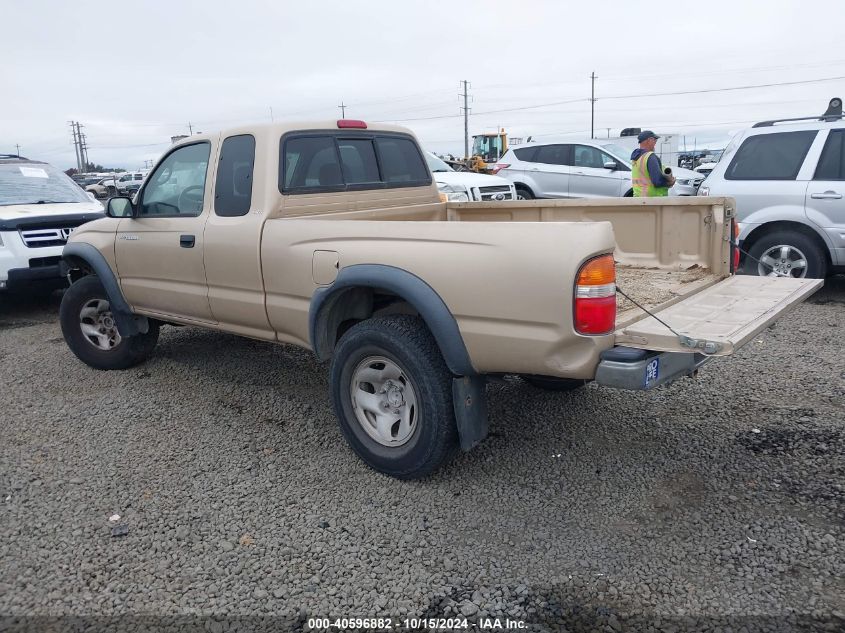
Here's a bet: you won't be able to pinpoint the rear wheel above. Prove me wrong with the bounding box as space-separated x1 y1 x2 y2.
60 276 159 370
746 230 826 279
329 315 458 479
516 186 534 200
521 375 588 391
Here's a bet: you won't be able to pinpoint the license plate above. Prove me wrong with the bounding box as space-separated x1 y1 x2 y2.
644 357 659 389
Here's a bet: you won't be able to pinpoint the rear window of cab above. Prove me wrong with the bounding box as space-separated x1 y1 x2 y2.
280 132 431 193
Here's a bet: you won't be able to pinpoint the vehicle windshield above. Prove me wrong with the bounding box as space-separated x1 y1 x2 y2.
0 163 91 205
425 152 454 173
600 144 633 165
472 135 504 161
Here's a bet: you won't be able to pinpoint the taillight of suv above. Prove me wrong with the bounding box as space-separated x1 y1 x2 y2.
574 254 616 335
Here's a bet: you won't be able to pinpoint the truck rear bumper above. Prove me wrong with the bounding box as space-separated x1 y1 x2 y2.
594 346 710 391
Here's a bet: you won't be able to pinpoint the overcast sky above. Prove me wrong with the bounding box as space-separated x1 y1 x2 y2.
4 0 845 170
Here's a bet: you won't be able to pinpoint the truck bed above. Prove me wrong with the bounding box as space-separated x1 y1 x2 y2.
615 264 718 327
291 195 734 341
444 197 734 329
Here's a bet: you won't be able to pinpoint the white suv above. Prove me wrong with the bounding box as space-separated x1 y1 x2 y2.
700 99 845 278
0 157 104 291
495 140 703 200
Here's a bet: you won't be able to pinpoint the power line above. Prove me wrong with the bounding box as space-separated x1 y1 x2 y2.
602 75 845 101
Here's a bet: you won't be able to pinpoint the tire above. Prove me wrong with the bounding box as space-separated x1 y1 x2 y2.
60 276 159 370
329 315 458 479
746 230 827 279
516 186 534 200
623 189 634 197
107 186 116 196
521 375 588 391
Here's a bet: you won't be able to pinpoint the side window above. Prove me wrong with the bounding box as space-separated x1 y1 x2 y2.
338 138 380 185
374 137 429 184
215 134 256 217
139 142 210 216
513 147 538 162
814 129 845 180
134 174 143 181
283 136 343 190
725 131 816 180
573 145 607 169
534 145 570 166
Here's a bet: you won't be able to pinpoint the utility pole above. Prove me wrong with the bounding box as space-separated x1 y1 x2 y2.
607 128 611 139
80 130 89 170
460 80 471 159
269 106 274 122
69 121 82 172
15 144 21 157
188 122 193 135
590 71 597 139
338 102 347 118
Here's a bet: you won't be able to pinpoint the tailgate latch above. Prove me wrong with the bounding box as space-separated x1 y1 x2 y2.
678 335 723 355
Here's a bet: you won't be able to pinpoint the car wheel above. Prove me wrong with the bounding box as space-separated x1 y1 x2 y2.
330 315 458 479
521 375 588 391
516 186 534 200
107 186 117 196
60 276 159 370
746 230 826 279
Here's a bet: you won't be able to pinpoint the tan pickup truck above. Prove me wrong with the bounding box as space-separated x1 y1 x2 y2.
59 120 822 479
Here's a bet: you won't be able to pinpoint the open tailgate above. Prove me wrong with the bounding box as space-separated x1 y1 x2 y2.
614 275 823 356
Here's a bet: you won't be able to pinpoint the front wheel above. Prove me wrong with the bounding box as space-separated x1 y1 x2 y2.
60 276 159 370
329 315 458 479
746 231 826 279
516 186 534 200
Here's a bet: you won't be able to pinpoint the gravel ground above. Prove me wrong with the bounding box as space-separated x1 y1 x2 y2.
1 278 843 633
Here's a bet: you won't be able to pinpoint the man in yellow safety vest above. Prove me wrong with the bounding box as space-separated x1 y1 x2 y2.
630 130 675 197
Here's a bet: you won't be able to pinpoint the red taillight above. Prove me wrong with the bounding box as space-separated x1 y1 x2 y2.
337 119 367 129
491 163 510 174
732 219 740 272
574 254 616 335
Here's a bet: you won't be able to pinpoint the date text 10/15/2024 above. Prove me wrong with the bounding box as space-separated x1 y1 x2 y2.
307 617 527 630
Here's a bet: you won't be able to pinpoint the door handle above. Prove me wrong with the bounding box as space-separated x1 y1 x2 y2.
179 234 195 248
810 191 842 199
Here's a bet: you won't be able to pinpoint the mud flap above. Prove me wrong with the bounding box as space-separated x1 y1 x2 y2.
453 375 488 451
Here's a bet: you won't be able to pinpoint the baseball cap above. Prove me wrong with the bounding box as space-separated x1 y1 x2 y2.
637 130 660 142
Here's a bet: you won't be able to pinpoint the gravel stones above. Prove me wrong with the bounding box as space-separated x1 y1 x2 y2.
0 281 843 630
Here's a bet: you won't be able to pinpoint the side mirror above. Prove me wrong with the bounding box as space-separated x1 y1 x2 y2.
603 161 617 170
106 196 135 218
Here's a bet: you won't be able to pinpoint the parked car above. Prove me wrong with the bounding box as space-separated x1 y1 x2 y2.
700 103 845 279
0 157 104 291
115 171 148 195
695 162 719 177
58 119 819 479
495 140 704 200
425 151 516 202
85 176 120 199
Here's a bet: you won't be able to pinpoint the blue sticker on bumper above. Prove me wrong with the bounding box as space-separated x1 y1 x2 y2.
645 358 659 388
